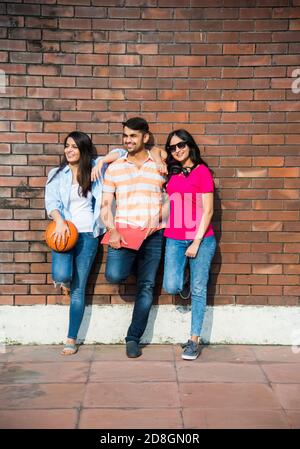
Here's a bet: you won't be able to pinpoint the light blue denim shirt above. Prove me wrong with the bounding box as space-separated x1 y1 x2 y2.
45 149 126 238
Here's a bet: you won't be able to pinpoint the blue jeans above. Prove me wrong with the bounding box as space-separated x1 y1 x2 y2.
51 232 99 340
105 229 164 344
163 236 216 337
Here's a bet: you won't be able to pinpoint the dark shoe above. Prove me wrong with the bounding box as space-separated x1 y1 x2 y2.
126 340 141 358
179 278 191 300
181 339 200 360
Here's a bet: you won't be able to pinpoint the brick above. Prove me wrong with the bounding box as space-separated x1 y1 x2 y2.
109 31 138 42
143 55 173 66
268 296 298 306
158 67 188 78
76 54 108 65
0 242 29 252
15 253 45 263
236 296 268 305
2 281 28 294
59 18 91 29
237 275 268 285
15 274 46 284
0 263 29 273
109 55 140 66
15 295 46 305
93 18 123 30
142 8 172 19
252 286 282 296
44 53 75 65
269 168 300 178
224 44 255 54
127 44 158 54
76 6 107 17
0 253 13 262
190 19 222 32
220 285 250 295
207 55 238 67
240 8 271 19
0 296 14 305
206 102 237 112
285 265 300 274
270 254 299 264
269 275 299 286
270 211 299 221
93 90 124 100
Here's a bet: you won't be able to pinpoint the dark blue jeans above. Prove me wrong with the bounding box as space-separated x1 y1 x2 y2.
105 229 164 344
51 233 99 340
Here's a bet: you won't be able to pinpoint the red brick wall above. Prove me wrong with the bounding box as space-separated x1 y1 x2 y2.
0 0 299 308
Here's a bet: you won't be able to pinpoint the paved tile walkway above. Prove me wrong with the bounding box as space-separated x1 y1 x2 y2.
0 344 299 429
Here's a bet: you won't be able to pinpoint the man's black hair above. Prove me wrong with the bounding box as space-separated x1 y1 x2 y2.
122 117 149 134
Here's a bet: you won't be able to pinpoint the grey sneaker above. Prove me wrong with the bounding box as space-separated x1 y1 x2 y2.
181 339 200 360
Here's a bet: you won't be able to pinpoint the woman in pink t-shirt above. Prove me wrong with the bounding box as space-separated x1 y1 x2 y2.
163 129 217 360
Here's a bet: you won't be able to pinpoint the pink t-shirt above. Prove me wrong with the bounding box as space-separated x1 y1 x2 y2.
164 164 214 240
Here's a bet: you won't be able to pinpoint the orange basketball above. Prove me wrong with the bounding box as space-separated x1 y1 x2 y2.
45 220 78 252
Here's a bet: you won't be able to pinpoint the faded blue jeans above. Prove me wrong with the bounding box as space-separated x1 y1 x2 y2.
51 232 99 340
105 229 164 344
163 236 216 337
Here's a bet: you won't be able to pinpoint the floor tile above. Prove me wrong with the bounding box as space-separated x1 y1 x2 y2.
0 409 78 429
176 362 266 383
0 362 89 384
84 382 180 408
285 410 300 429
180 383 282 409
252 346 300 363
272 384 300 410
79 408 183 429
262 363 300 383
0 383 85 409
182 408 289 429
6 345 94 363
90 361 176 382
93 344 174 361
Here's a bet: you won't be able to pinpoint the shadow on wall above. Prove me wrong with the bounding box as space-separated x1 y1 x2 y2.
203 186 222 343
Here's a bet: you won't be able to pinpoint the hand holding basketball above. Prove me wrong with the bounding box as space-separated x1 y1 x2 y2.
45 220 78 252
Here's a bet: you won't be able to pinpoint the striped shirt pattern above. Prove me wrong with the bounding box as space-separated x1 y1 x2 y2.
103 152 165 228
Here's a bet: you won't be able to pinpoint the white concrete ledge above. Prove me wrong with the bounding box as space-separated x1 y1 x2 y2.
1 304 300 345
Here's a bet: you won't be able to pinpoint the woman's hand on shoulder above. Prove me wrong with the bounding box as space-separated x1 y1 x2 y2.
91 159 104 182
156 162 168 174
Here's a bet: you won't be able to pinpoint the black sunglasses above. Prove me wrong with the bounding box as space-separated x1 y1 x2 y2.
167 141 187 153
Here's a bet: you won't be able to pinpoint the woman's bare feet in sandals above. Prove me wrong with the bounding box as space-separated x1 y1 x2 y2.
61 338 78 355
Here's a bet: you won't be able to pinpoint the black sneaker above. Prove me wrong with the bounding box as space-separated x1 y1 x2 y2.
181 339 200 360
126 340 141 358
179 278 191 300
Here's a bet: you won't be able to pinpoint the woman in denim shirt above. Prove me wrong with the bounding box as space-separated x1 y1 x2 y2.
45 131 125 355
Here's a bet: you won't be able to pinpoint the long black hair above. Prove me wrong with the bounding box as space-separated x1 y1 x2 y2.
47 131 97 197
165 129 209 183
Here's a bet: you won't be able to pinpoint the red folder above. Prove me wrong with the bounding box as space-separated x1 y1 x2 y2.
101 224 150 250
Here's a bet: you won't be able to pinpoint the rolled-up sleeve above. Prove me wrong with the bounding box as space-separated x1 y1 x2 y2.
93 148 127 179
45 168 62 218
